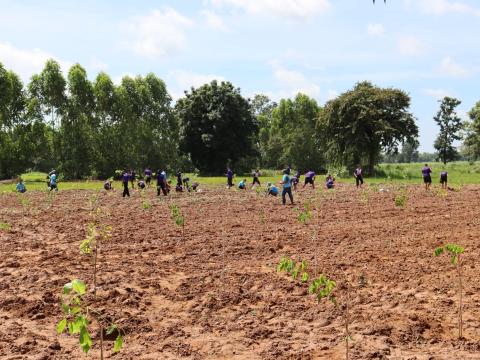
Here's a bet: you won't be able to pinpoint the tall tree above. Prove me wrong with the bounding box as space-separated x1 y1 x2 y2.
176 80 257 174
59 64 95 178
39 59 67 130
433 97 463 164
251 94 277 167
264 94 323 171
318 81 418 174
462 101 480 160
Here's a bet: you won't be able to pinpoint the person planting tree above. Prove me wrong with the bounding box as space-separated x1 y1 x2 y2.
303 170 316 189
144 167 152 186
238 178 247 190
266 182 279 197
440 170 448 189
325 174 335 189
251 169 261 188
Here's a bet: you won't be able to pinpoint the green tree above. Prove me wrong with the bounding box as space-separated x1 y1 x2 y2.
264 94 323 171
59 64 95 178
39 59 67 130
433 97 463 164
251 94 277 167
318 81 418 174
462 101 480 160
176 80 257 174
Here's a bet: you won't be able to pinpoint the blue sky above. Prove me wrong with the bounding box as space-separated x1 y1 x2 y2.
0 0 479 151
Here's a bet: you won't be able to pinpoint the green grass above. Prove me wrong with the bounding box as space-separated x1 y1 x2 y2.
1 162 480 193
0 222 11 231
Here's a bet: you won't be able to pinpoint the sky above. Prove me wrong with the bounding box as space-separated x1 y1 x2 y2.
0 0 479 151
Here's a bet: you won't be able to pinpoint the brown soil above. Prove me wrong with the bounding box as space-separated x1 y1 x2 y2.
1 184 480 359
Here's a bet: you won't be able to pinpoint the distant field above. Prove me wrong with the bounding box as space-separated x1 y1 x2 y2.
1 161 480 193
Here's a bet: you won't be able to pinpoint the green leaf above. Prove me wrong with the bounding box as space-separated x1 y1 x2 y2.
63 282 73 295
106 324 117 335
61 303 69 314
72 279 86 296
56 318 67 334
113 334 123 352
71 306 81 315
434 247 444 257
79 326 92 354
301 272 309 283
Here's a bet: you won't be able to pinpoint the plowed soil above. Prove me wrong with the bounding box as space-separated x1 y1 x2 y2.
1 184 480 359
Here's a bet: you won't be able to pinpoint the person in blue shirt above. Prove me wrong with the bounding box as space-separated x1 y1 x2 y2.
266 182 278 197
238 179 247 190
49 170 58 191
156 169 168 196
122 170 130 197
16 179 26 193
280 169 294 205
226 167 234 188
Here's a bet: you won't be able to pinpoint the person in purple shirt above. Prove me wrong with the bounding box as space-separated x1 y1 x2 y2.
422 164 432 190
122 170 130 197
354 165 364 188
144 167 152 186
440 170 448 189
226 167 234 188
302 170 315 189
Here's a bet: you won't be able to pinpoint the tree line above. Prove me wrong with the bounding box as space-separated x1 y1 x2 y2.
1 59 478 180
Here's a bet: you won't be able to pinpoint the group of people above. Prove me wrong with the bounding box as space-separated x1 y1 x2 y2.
421 164 448 190
116 168 200 198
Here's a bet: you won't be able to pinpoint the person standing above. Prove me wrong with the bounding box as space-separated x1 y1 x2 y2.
157 169 168 196
251 170 261 188
49 170 58 192
354 165 364 188
226 167 234 188
130 169 136 189
122 170 130 197
422 164 432 190
280 169 294 205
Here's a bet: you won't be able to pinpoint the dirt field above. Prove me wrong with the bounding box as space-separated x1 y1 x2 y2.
1 184 480 359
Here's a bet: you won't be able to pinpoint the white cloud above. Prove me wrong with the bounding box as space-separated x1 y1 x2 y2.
404 0 480 16
200 10 228 31
270 60 320 98
122 8 194 58
436 56 470 77
0 42 71 81
367 23 385 36
168 70 226 99
397 36 425 56
209 0 330 20
422 88 452 99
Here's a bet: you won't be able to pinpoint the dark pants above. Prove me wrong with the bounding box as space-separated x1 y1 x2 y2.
146 176 151 184
157 185 167 196
282 187 293 205
122 182 130 197
252 177 260 185
227 177 233 187
356 176 364 187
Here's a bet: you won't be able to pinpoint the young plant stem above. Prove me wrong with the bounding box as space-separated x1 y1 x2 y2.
100 322 104 360
345 278 350 360
457 255 463 339
93 241 98 300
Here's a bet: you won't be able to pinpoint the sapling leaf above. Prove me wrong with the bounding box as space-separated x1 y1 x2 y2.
106 324 117 335
291 266 300 280
63 282 73 295
72 279 86 296
301 272 309 283
61 304 69 314
113 334 123 352
434 247 444 257
79 326 92 353
56 318 67 334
